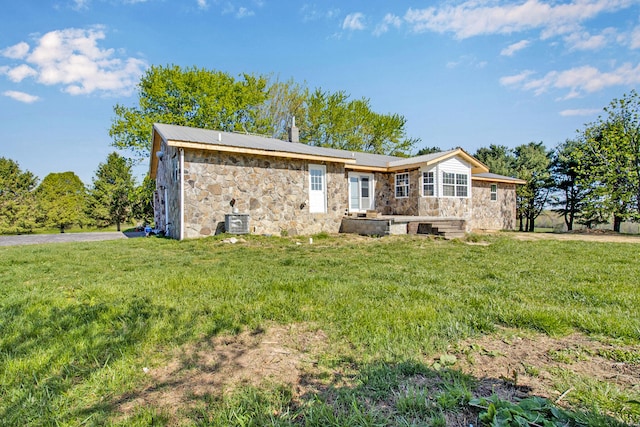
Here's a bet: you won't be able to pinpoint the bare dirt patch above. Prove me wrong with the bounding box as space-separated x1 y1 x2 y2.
451 328 640 405
115 324 328 421
114 324 639 425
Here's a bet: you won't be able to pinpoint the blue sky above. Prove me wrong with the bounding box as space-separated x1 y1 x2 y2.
1 0 639 185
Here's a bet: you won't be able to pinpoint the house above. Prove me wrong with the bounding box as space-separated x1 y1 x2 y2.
149 123 525 240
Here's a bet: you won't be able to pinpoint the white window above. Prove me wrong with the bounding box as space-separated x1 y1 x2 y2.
422 171 434 196
456 173 468 197
442 172 468 197
490 184 498 201
395 173 409 198
442 172 455 196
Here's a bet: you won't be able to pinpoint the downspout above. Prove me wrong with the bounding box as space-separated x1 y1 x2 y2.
179 148 185 240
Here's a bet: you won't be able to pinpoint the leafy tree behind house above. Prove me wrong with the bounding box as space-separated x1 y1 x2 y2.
89 153 135 231
110 65 418 159
36 172 88 233
415 146 443 156
0 157 38 234
110 65 269 158
474 144 517 177
301 89 418 156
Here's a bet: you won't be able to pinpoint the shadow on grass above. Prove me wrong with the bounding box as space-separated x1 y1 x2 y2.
101 351 634 427
0 296 204 426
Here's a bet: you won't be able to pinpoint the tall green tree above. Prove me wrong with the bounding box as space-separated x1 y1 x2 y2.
576 90 640 232
301 89 417 155
549 139 591 231
36 172 88 233
0 157 38 234
254 76 308 140
110 65 269 158
89 153 135 231
515 142 552 232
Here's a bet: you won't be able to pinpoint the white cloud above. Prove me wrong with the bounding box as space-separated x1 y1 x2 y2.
6 64 38 82
3 90 40 103
1 42 30 59
404 0 634 40
500 40 530 56
559 108 601 116
197 0 208 9
373 13 402 36
564 28 617 50
499 70 535 86
343 12 365 31
502 62 640 97
1 27 147 96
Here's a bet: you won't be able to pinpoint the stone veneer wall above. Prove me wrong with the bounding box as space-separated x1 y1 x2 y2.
181 149 347 238
418 197 471 219
470 181 517 230
374 170 420 215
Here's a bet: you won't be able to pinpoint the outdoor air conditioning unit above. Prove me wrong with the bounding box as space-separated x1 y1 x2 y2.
224 213 250 234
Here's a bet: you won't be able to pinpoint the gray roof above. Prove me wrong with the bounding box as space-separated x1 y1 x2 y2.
153 123 515 181
155 123 356 161
154 123 406 167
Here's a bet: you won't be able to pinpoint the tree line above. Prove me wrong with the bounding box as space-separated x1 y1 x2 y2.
472 90 640 232
0 153 154 234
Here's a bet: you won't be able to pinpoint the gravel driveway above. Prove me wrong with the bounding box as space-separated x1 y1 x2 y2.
0 231 146 247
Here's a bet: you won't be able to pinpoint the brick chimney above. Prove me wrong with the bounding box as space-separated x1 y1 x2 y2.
288 116 299 143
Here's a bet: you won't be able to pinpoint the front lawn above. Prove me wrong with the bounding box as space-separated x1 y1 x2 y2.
1 234 638 425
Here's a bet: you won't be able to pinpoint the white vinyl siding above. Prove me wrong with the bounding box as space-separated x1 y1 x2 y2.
437 157 470 199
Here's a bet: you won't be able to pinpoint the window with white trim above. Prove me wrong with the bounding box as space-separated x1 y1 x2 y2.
422 171 434 196
490 184 498 201
442 172 468 197
395 173 409 198
455 173 468 197
442 172 455 196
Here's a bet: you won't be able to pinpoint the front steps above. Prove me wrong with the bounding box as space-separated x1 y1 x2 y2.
407 219 466 239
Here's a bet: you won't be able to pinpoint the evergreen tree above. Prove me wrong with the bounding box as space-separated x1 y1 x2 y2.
89 153 135 231
0 157 38 234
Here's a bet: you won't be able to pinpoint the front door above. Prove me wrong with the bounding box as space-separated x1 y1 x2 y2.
309 164 326 213
348 173 374 213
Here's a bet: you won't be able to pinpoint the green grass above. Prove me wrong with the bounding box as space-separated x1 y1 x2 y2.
1 234 639 425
